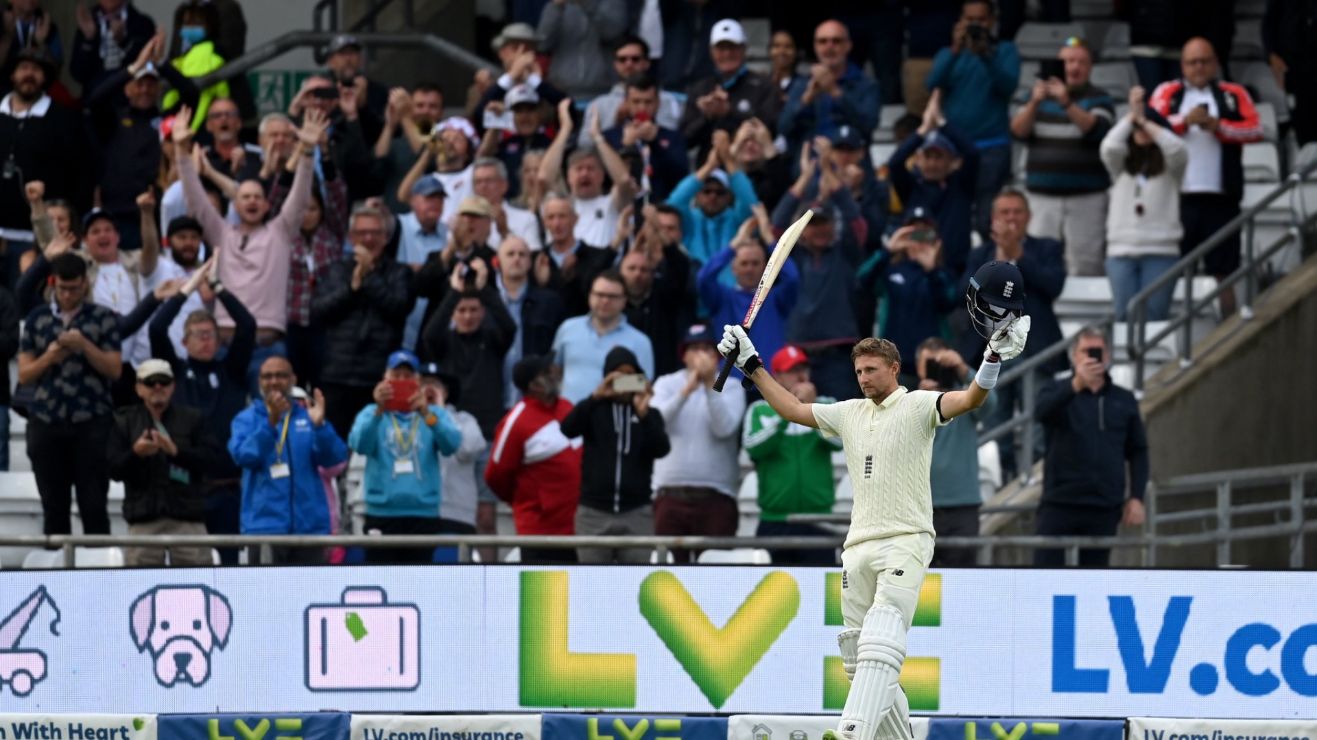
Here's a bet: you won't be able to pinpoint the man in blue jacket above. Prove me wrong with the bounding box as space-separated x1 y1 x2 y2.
778 19 881 166
697 231 798 375
926 0 1020 237
665 148 758 265
348 350 462 564
1033 327 1149 566
228 355 348 564
960 190 1066 482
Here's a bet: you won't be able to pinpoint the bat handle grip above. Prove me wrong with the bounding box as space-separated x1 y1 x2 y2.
712 337 737 393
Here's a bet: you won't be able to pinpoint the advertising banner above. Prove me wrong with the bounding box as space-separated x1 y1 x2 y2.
1128 719 1317 740
0 715 157 740
348 715 540 740
1 566 1315 717
727 715 929 740
541 715 727 740
157 713 348 740
928 719 1123 740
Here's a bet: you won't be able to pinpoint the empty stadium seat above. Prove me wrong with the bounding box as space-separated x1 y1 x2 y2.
1099 22 1130 60
872 104 907 142
1015 23 1086 60
22 547 124 569
1237 62 1291 126
1243 142 1282 182
1232 18 1264 60
1089 61 1136 100
1014 60 1040 103
696 548 771 565
1256 102 1279 142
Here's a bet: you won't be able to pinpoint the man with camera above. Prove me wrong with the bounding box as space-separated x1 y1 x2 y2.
1033 327 1149 567
322 34 388 145
561 346 669 564
602 74 689 201
347 350 462 564
1010 38 1115 277
422 253 517 452
927 0 1021 239
917 337 996 567
552 270 654 404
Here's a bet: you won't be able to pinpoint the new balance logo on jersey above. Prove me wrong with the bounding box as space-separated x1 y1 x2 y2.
893 570 904 577
863 455 873 479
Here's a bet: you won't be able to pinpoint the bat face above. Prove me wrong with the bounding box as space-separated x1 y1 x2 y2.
744 210 813 326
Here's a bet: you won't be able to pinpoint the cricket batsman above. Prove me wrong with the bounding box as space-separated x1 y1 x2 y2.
717 260 1032 740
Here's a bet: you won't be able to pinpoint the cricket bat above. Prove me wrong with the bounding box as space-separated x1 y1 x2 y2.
712 209 814 392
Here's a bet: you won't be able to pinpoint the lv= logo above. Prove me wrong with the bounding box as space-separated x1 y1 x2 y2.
822 573 941 711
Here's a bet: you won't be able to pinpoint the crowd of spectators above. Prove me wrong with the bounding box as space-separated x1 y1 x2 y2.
0 0 1299 566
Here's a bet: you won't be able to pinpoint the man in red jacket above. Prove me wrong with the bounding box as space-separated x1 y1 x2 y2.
485 355 582 563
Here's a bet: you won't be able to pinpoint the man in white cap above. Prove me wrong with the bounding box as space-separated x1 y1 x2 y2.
680 19 781 161
108 358 221 567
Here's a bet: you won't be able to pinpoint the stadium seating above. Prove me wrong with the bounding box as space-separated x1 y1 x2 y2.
696 548 772 564
1014 23 1086 60
21 546 124 569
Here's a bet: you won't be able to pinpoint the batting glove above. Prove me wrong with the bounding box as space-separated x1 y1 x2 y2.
719 325 763 376
986 315 1031 361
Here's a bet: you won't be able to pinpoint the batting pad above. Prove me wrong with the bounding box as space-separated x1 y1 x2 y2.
837 603 906 740
875 683 914 740
838 628 861 680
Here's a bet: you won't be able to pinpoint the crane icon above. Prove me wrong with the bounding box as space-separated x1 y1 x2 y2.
0 586 61 696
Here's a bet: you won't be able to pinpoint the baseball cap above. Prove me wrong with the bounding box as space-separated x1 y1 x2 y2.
419 362 461 406
132 62 161 80
903 206 936 227
136 359 174 382
458 195 494 218
326 34 361 55
710 19 747 46
387 349 420 371
512 355 553 393
492 22 540 52
505 83 540 108
771 345 809 374
831 125 864 150
702 169 730 191
167 215 203 237
81 208 115 232
410 175 446 199
434 116 479 149
678 323 718 354
919 130 960 158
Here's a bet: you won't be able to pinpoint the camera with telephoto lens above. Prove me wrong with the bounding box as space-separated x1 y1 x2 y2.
928 361 961 390
966 24 989 42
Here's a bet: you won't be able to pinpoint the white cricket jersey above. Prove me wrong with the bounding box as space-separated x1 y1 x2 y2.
812 387 948 548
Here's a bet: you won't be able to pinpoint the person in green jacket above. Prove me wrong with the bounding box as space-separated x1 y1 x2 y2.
917 336 997 567
162 4 229 130
742 345 841 564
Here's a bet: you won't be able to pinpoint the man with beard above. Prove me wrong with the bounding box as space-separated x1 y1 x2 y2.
372 83 444 212
0 48 86 289
1010 38 1115 276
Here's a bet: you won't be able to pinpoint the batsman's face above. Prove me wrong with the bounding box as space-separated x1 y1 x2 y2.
854 356 900 400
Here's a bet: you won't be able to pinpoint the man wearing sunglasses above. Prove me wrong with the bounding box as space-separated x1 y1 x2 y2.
108 358 221 567
578 35 681 148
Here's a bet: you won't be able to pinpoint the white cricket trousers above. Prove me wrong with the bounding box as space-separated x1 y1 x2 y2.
840 532 935 740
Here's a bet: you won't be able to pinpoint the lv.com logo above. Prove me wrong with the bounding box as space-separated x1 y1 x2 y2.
1053 595 1317 697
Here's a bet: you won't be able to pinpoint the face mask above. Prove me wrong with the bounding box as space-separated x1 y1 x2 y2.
179 25 206 52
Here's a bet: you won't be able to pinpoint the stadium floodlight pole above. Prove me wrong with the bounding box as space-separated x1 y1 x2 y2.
712 209 813 392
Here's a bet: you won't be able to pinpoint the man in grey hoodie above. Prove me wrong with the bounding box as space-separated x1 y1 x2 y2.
537 0 629 98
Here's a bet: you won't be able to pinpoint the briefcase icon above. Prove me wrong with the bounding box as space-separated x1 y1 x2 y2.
304 586 421 691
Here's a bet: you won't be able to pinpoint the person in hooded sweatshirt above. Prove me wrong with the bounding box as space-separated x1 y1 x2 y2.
560 346 670 564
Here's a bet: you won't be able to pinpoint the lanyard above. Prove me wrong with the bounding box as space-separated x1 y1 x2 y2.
389 413 420 455
273 412 291 461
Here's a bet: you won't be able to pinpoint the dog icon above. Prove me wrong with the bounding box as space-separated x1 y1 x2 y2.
130 585 232 688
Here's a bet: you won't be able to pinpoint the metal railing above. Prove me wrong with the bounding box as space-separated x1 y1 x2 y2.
312 0 417 63
192 30 496 92
1126 158 1317 390
788 462 1317 567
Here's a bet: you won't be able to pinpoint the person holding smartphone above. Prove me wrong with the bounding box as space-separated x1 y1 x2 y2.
560 345 668 564
1032 327 1149 567
347 350 462 564
855 210 958 388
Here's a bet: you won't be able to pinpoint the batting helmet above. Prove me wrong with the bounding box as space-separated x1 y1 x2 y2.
966 260 1025 339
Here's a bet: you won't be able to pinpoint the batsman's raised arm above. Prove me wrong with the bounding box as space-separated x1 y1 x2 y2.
718 325 818 428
